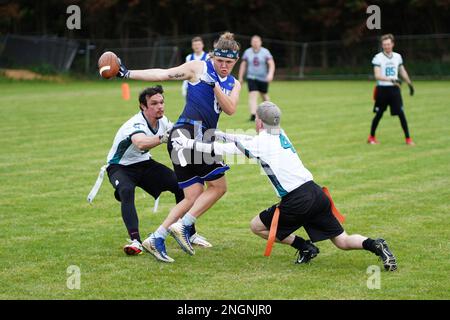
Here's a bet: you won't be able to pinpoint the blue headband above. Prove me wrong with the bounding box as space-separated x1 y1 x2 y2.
213 48 239 59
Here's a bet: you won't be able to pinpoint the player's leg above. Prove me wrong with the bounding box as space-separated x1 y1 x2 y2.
369 86 387 144
247 79 259 121
393 89 414 145
107 165 143 255
369 108 385 144
399 111 414 145
248 91 259 121
169 175 227 255
330 232 397 271
259 81 270 102
253 202 320 264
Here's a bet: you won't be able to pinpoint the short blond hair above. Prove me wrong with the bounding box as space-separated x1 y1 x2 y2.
380 33 395 43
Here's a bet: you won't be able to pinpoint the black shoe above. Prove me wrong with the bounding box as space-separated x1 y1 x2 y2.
373 238 397 271
295 240 320 264
250 114 256 121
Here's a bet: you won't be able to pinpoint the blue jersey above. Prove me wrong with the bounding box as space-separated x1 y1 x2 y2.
178 60 236 130
187 51 208 62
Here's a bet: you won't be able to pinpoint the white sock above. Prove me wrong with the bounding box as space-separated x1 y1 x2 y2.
181 213 196 226
154 226 168 239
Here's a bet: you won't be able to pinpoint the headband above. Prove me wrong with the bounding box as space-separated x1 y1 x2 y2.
213 48 239 59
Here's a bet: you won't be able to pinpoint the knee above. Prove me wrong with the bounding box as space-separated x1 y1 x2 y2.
250 216 264 235
117 186 135 202
210 183 227 198
333 237 349 250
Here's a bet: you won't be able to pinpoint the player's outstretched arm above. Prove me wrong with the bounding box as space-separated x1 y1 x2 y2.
172 130 242 156
214 130 254 143
117 59 203 82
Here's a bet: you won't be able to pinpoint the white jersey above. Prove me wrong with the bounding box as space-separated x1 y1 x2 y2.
217 130 313 197
372 51 403 86
107 112 172 166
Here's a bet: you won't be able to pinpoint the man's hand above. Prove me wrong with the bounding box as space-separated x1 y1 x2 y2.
117 58 130 79
408 83 415 96
159 128 172 144
391 79 402 86
171 129 194 151
266 74 273 82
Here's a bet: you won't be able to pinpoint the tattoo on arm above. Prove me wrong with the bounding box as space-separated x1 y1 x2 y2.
168 73 185 79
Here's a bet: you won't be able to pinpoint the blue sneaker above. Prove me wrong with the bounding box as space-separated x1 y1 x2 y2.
142 234 174 263
168 221 195 255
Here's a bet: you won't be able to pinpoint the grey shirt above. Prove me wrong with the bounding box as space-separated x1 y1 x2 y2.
242 47 273 82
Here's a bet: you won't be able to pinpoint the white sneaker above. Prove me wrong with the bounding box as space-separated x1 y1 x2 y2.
190 233 212 248
123 239 143 256
168 221 195 255
142 234 174 263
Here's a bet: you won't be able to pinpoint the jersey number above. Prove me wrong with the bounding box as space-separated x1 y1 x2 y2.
385 66 396 76
279 134 296 153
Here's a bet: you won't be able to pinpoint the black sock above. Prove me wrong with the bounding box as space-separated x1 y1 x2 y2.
291 236 307 251
129 229 141 243
362 238 377 254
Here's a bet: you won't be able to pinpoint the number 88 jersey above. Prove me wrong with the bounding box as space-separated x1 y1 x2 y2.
372 51 403 86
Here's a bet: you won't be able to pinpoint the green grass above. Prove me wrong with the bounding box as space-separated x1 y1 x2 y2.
0 79 449 300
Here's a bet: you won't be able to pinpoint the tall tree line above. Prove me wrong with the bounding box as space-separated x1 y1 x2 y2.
0 0 449 41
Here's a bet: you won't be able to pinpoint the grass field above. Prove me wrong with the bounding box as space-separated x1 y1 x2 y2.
0 78 449 300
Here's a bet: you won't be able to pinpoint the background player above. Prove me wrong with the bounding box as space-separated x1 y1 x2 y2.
181 36 210 98
115 32 242 258
172 102 398 271
238 35 275 121
368 33 415 145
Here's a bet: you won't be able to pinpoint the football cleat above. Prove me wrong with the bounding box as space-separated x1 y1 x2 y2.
168 221 195 255
373 238 397 271
295 241 320 264
367 135 379 144
123 239 143 256
405 137 415 146
142 234 174 263
190 233 212 248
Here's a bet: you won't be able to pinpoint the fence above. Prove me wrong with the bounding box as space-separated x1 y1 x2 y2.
1 33 449 79
0 35 79 73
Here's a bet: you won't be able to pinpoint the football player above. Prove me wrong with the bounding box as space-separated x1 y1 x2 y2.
172 101 398 271
368 34 415 145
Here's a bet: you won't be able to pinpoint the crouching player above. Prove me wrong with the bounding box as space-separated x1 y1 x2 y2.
172 102 398 271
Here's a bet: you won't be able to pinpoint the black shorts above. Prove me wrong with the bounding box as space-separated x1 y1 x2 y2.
167 123 229 189
107 159 184 203
247 79 269 94
373 86 404 116
259 181 344 243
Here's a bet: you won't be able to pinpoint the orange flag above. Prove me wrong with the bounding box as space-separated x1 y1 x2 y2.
264 207 280 257
322 187 346 224
122 83 130 100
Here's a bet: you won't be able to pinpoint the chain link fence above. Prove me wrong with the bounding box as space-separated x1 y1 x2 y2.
1 33 449 79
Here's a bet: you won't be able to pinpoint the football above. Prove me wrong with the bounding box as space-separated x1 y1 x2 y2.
98 51 119 79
